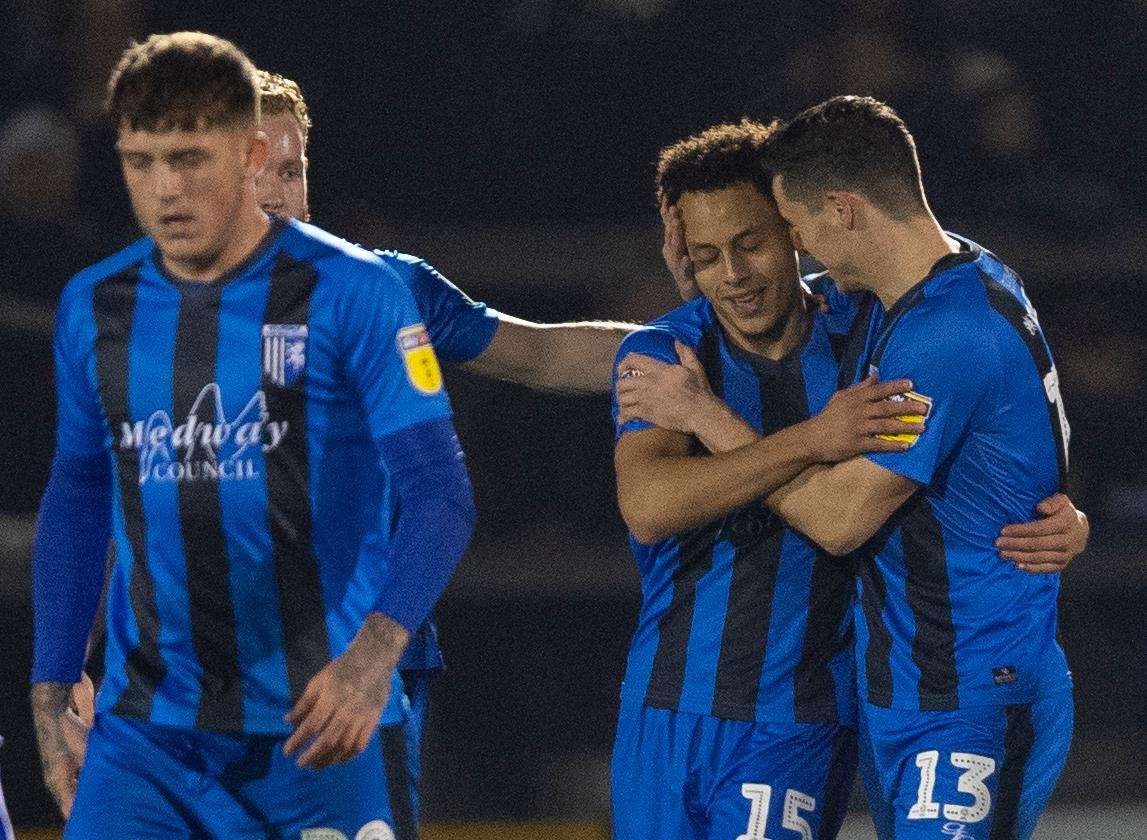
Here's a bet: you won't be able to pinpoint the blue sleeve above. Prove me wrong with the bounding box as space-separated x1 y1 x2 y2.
378 252 500 364
611 326 683 439
339 260 454 439
371 418 475 634
864 306 998 486
31 451 112 683
54 281 109 455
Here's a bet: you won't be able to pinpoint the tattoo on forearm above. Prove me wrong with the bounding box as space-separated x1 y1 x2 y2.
30 683 73 798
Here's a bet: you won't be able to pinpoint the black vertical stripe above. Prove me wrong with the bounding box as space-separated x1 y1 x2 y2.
836 295 875 390
643 324 724 709
171 285 244 730
262 253 328 703
857 548 894 707
94 267 167 718
818 725 860 840
381 724 418 840
793 549 853 722
710 352 806 719
710 520 783 719
696 324 724 401
990 704 1035 839
980 273 1069 491
900 493 959 710
643 520 721 709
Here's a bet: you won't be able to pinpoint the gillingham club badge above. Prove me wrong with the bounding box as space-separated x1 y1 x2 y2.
262 323 308 387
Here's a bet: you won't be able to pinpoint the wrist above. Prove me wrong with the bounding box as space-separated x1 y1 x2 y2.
348 613 411 672
789 417 827 464
690 395 735 442
31 682 72 717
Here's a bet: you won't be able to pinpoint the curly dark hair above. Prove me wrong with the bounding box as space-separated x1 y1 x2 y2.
106 32 260 132
764 95 926 220
655 117 780 207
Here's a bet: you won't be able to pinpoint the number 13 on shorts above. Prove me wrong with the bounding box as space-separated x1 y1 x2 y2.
737 783 816 840
908 750 997 824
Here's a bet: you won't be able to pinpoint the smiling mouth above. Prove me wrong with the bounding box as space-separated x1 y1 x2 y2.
725 288 766 316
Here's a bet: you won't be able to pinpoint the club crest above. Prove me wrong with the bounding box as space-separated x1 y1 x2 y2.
262 323 308 387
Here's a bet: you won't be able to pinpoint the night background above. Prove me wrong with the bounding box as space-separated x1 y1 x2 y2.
0 1 1144 836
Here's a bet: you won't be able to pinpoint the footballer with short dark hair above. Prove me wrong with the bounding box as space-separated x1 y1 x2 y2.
762 95 1075 839
31 31 474 838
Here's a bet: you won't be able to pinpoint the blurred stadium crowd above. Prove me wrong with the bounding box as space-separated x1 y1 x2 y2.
0 0 1143 830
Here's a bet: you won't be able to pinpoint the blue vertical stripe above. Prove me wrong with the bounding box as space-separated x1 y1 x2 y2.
129 271 199 725
215 273 291 727
757 529 812 717
678 541 735 711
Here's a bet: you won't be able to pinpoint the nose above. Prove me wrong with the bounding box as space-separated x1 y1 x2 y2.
256 173 283 213
721 251 751 286
153 164 181 202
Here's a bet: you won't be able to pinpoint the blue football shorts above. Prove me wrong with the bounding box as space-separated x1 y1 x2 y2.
66 712 418 840
858 690 1073 839
611 700 857 840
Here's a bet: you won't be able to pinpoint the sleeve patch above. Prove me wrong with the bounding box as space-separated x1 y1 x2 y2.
397 324 443 395
877 389 933 447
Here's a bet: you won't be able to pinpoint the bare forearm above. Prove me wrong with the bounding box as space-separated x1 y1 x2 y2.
30 682 72 770
692 399 762 453
766 459 917 555
467 316 635 394
619 422 818 542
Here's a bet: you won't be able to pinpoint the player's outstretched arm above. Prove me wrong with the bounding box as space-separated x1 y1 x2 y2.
995 492 1089 573
394 253 634 394
615 375 925 544
465 313 636 394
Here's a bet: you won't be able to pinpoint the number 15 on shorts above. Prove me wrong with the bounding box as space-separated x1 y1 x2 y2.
737 783 816 840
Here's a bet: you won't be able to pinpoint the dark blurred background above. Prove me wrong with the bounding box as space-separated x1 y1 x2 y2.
0 0 1144 835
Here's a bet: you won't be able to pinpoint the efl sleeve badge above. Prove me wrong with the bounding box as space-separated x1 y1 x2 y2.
878 390 933 446
396 324 444 395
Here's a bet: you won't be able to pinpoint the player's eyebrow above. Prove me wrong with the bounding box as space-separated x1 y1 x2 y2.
688 224 763 250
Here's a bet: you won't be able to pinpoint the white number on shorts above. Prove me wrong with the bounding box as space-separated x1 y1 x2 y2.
737 783 817 840
781 789 816 840
945 753 996 823
908 750 941 820
907 751 997 824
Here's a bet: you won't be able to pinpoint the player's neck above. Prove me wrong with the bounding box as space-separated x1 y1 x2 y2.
866 214 960 310
161 204 272 283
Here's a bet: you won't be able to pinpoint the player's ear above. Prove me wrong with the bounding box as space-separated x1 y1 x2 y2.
826 192 853 230
245 129 269 178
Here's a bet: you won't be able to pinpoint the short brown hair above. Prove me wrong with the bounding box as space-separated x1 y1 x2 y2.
655 118 780 207
765 96 926 220
106 32 260 132
256 70 311 145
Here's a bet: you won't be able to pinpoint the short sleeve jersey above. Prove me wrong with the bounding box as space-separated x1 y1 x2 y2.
611 284 861 725
839 236 1072 711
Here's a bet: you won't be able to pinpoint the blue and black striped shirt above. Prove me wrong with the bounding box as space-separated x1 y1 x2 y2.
50 219 463 732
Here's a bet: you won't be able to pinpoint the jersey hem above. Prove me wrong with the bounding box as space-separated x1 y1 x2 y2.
863 676 1074 711
626 688 843 725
